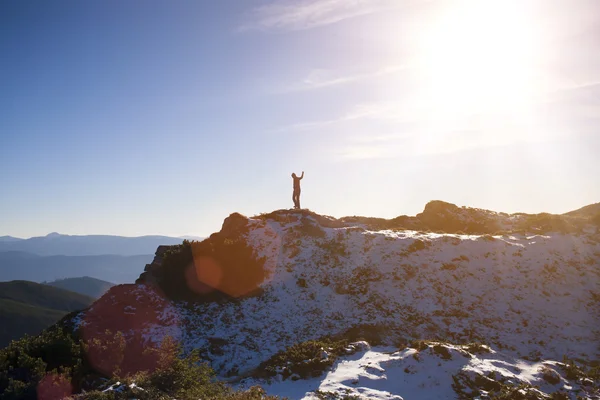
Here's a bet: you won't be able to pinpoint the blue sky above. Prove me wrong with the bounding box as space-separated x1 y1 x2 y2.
1 0 599 238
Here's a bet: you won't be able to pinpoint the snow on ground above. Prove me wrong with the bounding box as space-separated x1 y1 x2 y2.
169 212 599 376
239 341 597 399
73 209 600 395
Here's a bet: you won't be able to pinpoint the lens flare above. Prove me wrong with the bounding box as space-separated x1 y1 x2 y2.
37 373 72 400
81 285 178 377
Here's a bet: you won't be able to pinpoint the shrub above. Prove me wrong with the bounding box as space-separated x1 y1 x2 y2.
133 338 227 400
539 366 561 385
0 326 86 400
409 339 431 351
1 325 286 400
338 324 389 346
317 238 347 256
440 263 458 271
452 255 470 262
399 264 417 280
431 344 452 360
313 390 361 400
462 342 490 355
76 391 116 400
559 355 600 382
352 266 383 283
255 338 352 380
296 220 326 238
296 278 307 288
403 239 429 255
452 371 551 400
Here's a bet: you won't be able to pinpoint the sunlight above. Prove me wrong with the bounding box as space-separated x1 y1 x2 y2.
416 0 541 120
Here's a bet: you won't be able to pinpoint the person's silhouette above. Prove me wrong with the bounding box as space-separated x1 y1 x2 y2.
291 171 304 209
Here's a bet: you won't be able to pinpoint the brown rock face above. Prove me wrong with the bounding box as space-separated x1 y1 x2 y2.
136 245 176 284
136 212 264 300
188 239 266 298
220 212 250 238
416 200 499 233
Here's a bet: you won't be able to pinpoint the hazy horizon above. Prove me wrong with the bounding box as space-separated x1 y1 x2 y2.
0 232 204 240
1 198 597 239
2 0 599 238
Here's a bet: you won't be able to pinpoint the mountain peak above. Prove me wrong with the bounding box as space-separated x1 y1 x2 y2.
0 235 23 241
45 232 63 238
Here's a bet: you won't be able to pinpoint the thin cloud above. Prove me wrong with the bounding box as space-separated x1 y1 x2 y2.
279 65 408 93
239 0 399 32
337 145 395 160
351 133 408 144
270 102 397 133
561 80 600 91
337 134 410 160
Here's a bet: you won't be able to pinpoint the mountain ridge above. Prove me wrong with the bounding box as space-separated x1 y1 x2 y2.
45 276 115 299
73 202 599 374
0 233 187 256
0 236 23 242
0 252 153 284
12 200 599 399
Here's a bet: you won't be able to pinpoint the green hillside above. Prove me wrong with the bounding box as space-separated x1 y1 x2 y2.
45 276 115 299
0 280 94 310
0 281 94 348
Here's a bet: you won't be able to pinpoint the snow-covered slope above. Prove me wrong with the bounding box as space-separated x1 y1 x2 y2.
72 205 600 398
239 341 598 399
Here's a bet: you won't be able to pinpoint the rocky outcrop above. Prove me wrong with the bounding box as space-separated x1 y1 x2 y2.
136 213 265 300
136 245 176 284
220 212 250 237
416 200 504 233
136 201 597 289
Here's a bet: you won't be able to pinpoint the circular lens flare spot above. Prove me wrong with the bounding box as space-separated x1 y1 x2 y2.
37 373 72 400
185 257 220 295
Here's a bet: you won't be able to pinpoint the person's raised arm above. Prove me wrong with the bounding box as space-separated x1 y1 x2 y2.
300 171 304 179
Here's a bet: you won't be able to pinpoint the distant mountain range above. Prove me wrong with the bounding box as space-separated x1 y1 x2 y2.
0 251 153 284
45 276 115 298
0 280 94 348
0 236 23 242
0 233 204 284
0 232 199 256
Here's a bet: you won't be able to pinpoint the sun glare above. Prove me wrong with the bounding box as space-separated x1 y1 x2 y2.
416 1 541 120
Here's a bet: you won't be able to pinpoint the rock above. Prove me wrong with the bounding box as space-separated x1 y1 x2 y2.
221 212 249 237
137 245 177 284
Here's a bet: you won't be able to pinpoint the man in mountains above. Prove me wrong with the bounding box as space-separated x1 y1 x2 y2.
292 171 304 209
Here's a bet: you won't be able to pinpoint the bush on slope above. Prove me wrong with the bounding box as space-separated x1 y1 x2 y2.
254 338 353 380
0 326 86 400
242 338 599 400
0 326 282 400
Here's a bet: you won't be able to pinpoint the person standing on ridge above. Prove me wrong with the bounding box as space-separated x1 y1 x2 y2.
292 171 304 209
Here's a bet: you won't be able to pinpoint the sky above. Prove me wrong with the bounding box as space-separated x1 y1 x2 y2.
1 0 599 238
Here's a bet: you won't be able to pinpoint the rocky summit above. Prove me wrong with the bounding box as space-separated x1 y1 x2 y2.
68 201 600 399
